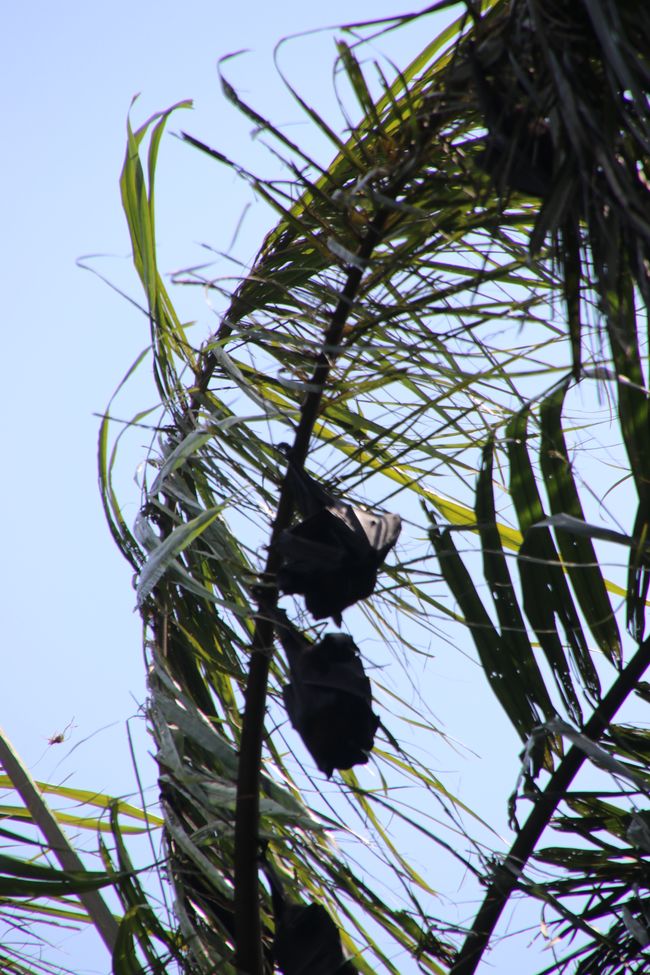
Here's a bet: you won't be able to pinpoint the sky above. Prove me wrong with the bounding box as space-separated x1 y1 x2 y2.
2 6 449 781
1 3 627 974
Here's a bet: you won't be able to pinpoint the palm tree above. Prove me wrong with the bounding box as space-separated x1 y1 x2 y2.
4 2 650 973
110 2 650 972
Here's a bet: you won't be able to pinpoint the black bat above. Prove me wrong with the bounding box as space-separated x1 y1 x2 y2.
470 45 554 198
273 615 380 778
276 458 401 625
261 856 358 975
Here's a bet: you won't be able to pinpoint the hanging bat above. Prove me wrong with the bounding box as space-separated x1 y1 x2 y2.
273 612 379 777
276 456 401 625
469 44 554 198
261 855 358 975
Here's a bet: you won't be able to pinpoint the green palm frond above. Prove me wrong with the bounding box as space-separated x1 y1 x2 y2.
0 723 178 975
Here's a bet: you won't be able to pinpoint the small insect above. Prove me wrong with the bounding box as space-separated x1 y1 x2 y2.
47 718 76 745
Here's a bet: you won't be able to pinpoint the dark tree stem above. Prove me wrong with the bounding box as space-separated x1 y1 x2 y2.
451 635 650 975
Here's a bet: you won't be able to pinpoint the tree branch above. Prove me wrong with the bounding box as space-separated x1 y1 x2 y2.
451 635 650 975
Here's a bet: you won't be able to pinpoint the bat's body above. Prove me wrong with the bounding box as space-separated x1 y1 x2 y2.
262 857 358 975
276 461 401 624
274 618 379 777
470 44 553 198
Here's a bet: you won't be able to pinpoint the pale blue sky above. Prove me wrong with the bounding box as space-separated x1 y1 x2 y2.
1 4 611 973
3 1 448 785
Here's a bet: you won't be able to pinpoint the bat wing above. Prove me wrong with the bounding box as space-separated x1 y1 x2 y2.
284 460 401 560
276 529 346 578
276 513 371 622
284 460 339 518
299 667 372 702
276 459 400 620
321 503 401 567
349 508 401 559
304 635 374 700
282 682 300 729
284 685 378 776
261 858 358 975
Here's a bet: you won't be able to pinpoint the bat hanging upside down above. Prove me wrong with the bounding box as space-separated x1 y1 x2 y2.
273 612 380 778
275 454 401 625
261 854 358 975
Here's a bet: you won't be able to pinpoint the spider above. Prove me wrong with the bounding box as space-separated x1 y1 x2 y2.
47 718 76 745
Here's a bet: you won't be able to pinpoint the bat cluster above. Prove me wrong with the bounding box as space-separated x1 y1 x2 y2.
264 455 400 971
272 456 400 778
